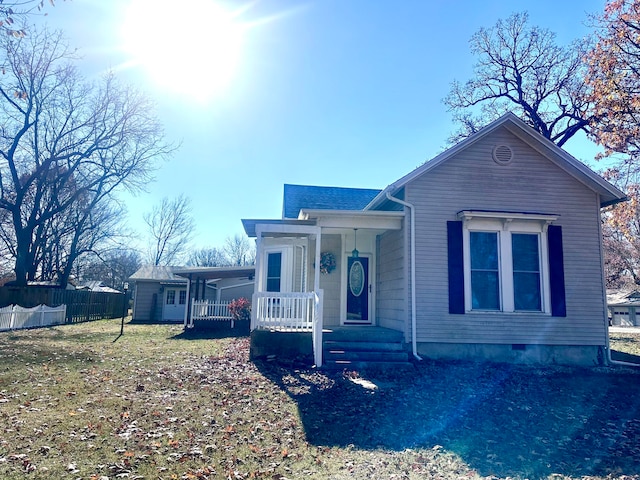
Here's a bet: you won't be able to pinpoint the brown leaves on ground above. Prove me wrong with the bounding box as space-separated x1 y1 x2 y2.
0 321 640 479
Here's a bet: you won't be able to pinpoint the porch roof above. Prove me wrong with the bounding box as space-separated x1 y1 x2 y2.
172 266 255 281
242 210 404 237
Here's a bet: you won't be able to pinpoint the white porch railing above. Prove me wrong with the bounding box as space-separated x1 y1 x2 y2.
188 300 234 328
251 290 324 367
0 304 67 331
251 292 316 331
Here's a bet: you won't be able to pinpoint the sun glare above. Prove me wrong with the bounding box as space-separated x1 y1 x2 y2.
121 0 245 102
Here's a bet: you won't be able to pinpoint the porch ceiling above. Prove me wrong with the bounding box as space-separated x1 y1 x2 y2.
298 209 404 230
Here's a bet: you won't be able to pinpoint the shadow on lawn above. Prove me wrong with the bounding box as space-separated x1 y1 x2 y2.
257 360 640 479
169 321 249 340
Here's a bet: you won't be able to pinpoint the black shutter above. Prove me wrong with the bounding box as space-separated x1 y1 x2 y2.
548 225 566 317
447 221 465 314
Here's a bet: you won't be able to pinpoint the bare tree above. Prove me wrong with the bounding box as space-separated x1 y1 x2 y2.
444 12 593 146
0 27 171 286
187 247 228 267
82 249 142 289
224 234 255 266
144 195 194 266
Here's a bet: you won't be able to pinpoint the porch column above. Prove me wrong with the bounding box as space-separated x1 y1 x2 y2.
254 228 265 292
313 228 321 291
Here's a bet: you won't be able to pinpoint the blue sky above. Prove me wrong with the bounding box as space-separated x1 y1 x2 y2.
39 0 606 257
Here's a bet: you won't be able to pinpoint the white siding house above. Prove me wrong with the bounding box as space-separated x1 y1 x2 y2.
243 113 627 367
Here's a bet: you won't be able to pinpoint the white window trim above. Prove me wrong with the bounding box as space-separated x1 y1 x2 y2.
458 212 557 314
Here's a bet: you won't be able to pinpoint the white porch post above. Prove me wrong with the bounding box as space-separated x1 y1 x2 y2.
255 227 265 292
313 228 321 291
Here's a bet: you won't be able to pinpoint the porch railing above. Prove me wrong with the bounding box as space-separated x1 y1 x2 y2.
251 290 324 367
188 299 234 328
251 292 316 331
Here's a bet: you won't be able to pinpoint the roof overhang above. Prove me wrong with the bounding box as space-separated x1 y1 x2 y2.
242 218 316 238
298 209 404 231
173 266 255 281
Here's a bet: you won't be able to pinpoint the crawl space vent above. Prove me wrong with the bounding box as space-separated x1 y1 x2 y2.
492 144 513 165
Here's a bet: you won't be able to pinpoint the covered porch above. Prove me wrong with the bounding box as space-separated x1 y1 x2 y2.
242 210 405 366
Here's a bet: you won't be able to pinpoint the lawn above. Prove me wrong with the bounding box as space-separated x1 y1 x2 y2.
1 320 640 480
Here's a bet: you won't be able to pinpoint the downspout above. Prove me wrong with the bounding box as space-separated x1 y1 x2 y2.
385 192 422 361
598 196 639 368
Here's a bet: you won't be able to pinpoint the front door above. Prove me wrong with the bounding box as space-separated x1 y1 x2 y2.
163 288 187 321
346 256 370 324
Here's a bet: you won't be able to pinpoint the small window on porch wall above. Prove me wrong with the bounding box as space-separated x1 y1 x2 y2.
266 252 282 292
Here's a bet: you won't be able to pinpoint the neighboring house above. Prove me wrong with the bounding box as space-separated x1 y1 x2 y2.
242 113 627 367
129 265 255 323
75 281 122 294
607 290 640 326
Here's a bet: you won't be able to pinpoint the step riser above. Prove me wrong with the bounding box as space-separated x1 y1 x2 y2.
324 351 409 362
323 341 404 352
323 330 404 343
324 360 414 371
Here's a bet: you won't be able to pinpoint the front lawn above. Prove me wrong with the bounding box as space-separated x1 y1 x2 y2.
1 320 639 479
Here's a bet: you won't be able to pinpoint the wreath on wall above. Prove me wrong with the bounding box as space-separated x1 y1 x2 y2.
319 252 336 275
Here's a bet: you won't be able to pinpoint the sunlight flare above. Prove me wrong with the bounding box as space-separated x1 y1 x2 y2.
121 0 246 102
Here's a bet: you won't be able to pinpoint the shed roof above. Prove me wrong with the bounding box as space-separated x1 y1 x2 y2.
129 265 186 283
282 184 381 219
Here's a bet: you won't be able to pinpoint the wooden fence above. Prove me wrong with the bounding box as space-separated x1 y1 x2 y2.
0 287 126 323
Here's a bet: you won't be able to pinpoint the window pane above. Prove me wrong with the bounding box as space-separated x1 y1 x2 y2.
266 252 282 292
166 290 175 305
471 232 499 269
514 272 541 310
179 290 187 305
472 271 500 310
512 234 541 311
512 234 540 271
470 232 500 310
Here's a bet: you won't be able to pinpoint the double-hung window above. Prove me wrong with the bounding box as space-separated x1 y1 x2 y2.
460 211 557 314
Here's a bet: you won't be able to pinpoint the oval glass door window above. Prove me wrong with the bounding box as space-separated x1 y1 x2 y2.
349 260 365 297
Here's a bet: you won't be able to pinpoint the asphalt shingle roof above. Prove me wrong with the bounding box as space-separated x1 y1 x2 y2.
282 184 381 219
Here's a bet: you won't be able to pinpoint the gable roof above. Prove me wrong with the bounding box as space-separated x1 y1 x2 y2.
365 113 627 210
129 265 187 283
283 184 381 219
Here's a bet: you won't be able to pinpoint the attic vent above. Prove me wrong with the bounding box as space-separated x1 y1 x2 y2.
492 144 513 165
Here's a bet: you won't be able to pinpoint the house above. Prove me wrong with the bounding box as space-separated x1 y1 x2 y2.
129 265 255 323
242 113 627 367
607 289 640 326
75 281 122 294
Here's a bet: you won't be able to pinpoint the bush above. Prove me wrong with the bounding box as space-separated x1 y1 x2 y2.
229 297 251 321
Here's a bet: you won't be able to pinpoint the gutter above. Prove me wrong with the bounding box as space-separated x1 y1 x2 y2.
385 192 422 361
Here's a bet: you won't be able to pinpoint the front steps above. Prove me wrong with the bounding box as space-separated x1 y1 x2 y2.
322 327 413 371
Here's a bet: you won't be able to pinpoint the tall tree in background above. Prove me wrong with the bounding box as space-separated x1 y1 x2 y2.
444 12 593 146
187 247 227 267
587 0 640 170
144 195 194 266
224 234 255 266
0 28 171 286
82 249 142 289
587 0 640 287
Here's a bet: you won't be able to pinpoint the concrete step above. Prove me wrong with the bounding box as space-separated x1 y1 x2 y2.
323 359 415 372
323 340 404 352
323 327 404 343
324 349 409 362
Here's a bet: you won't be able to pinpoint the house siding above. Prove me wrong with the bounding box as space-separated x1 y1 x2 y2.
376 227 407 334
133 281 164 322
405 127 607 347
319 234 342 326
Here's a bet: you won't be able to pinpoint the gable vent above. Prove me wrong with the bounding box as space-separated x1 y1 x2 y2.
492 144 513 165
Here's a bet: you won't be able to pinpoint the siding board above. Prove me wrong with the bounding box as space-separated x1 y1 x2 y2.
404 127 607 346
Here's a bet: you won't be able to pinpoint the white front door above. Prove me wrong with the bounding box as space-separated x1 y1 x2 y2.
163 288 187 321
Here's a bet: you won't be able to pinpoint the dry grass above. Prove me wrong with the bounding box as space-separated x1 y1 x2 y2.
1 319 640 479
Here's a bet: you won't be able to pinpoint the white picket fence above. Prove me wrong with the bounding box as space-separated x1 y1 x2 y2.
188 300 235 328
0 304 67 331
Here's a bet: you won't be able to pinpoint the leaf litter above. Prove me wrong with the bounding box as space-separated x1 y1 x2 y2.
0 320 640 479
